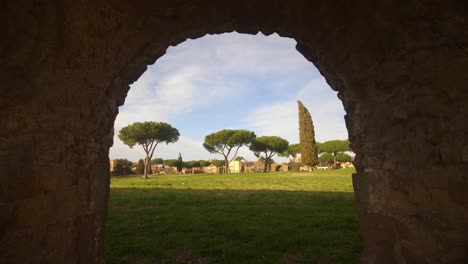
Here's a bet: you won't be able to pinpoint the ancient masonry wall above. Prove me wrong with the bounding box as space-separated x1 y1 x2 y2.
1 1 467 263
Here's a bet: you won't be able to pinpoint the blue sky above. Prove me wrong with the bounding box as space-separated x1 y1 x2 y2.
109 33 348 162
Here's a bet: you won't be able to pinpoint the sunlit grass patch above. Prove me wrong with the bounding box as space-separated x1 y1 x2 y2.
105 169 361 263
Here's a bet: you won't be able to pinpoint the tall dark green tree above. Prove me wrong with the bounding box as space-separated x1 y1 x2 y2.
298 100 318 166
176 153 183 173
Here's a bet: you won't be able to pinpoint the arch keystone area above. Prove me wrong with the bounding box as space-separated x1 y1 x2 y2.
1 1 467 263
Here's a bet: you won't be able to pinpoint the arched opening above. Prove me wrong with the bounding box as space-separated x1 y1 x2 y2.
110 32 348 164
107 32 358 263
2 2 467 263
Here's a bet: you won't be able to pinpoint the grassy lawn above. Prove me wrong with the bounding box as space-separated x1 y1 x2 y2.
105 169 362 263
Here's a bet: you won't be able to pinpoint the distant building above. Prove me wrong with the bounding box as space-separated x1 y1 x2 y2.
109 159 117 172
271 163 289 172
243 160 264 173
292 154 302 163
203 164 220 174
229 160 243 173
151 165 166 174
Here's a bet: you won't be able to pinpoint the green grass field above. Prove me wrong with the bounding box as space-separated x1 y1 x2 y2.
105 169 362 263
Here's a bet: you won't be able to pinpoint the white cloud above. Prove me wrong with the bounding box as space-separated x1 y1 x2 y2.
113 65 240 130
163 33 317 87
109 33 347 163
244 76 348 144
210 34 308 77
155 66 240 109
245 101 298 142
112 33 303 137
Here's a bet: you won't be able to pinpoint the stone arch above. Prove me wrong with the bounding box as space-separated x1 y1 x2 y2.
1 1 467 263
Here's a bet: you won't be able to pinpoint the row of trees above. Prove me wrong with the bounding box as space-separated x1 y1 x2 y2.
117 123 292 176
278 140 352 167
112 138 351 177
202 129 290 173
111 156 248 176
117 101 352 178
316 140 351 164
151 157 224 169
111 156 215 176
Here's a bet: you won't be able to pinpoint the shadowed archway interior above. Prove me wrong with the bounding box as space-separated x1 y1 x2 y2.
1 1 467 263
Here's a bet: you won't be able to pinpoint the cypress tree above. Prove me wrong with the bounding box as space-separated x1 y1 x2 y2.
176 153 183 173
298 100 318 166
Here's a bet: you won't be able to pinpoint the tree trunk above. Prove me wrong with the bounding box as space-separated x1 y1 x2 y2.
147 160 152 176
263 157 268 173
224 157 229 174
143 157 149 179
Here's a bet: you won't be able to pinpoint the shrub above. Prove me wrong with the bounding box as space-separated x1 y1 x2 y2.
136 159 145 174
111 159 134 176
336 153 352 163
318 153 334 164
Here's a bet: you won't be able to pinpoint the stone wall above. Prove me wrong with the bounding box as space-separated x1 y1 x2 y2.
1 1 467 263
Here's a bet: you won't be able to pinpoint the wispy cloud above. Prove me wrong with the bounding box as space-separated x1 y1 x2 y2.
114 66 238 129
244 76 348 144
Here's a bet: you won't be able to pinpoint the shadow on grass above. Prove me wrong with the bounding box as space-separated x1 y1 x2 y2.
105 188 362 264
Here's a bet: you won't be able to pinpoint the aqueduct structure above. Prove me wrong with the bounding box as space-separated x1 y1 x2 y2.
1 1 468 263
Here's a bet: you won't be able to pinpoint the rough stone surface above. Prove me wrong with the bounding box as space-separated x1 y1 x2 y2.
1 1 468 263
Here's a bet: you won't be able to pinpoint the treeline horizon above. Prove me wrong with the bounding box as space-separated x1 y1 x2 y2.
117 101 349 178
111 138 352 164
